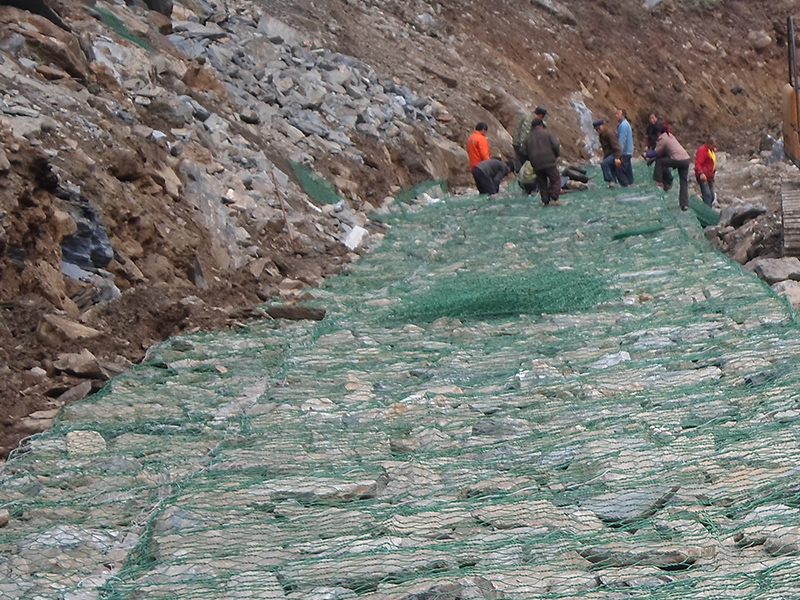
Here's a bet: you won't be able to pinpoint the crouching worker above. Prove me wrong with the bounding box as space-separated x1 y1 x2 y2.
472 158 516 195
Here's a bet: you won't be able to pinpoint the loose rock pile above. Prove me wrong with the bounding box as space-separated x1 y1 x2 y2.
0 0 467 454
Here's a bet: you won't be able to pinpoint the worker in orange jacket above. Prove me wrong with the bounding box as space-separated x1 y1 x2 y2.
466 122 491 191
467 122 491 168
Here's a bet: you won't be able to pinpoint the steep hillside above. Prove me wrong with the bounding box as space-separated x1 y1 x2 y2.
0 0 795 455
262 0 793 157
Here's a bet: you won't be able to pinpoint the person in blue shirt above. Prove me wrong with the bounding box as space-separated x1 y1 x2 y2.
615 108 634 186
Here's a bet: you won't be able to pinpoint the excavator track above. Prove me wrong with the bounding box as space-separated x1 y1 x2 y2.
781 179 800 256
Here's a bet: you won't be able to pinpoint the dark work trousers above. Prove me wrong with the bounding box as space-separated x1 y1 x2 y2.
535 165 561 205
647 158 673 187
472 167 498 195
601 154 618 184
617 155 634 186
655 158 691 209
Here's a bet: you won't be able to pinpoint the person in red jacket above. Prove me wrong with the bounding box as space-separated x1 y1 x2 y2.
694 136 717 207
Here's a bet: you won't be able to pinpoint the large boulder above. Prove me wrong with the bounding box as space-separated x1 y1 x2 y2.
143 0 172 17
744 257 800 285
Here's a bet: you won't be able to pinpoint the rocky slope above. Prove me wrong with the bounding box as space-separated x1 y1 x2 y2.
0 0 797 456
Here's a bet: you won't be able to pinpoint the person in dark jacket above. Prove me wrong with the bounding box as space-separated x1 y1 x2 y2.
518 118 561 206
644 113 673 188
593 118 622 188
472 159 515 195
512 106 548 171
644 113 662 152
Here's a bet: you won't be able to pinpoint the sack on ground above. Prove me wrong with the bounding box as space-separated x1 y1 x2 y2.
562 166 590 183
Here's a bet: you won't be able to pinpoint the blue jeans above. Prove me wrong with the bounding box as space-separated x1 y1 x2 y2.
697 176 715 206
601 154 618 183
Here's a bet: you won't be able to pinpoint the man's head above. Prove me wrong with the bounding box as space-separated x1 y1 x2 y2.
707 136 717 150
648 113 658 124
534 106 547 118
593 119 605 132
530 118 545 129
616 108 627 121
475 122 488 132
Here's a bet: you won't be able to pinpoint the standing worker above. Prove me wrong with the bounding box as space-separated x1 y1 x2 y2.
467 122 490 181
534 105 548 122
593 118 622 188
644 113 662 152
518 118 561 206
694 136 717 207
615 109 634 186
647 123 692 211
512 106 548 170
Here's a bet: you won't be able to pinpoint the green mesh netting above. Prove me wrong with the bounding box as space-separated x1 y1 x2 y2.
5 163 800 599
612 222 665 240
94 5 152 50
689 195 721 227
390 267 613 322
290 160 343 205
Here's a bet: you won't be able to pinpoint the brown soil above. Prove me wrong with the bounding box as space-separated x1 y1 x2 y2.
1 0 797 456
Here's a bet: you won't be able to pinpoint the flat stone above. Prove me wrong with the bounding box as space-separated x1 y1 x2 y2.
720 202 767 228
226 571 285 598
172 21 228 40
54 348 106 379
472 417 532 438
37 314 102 344
579 545 702 569
582 485 680 526
56 380 94 404
266 304 326 321
343 225 368 250
745 257 800 284
65 430 107 456
18 408 60 432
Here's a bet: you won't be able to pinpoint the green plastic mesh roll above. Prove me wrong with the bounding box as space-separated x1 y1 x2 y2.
688 195 721 227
